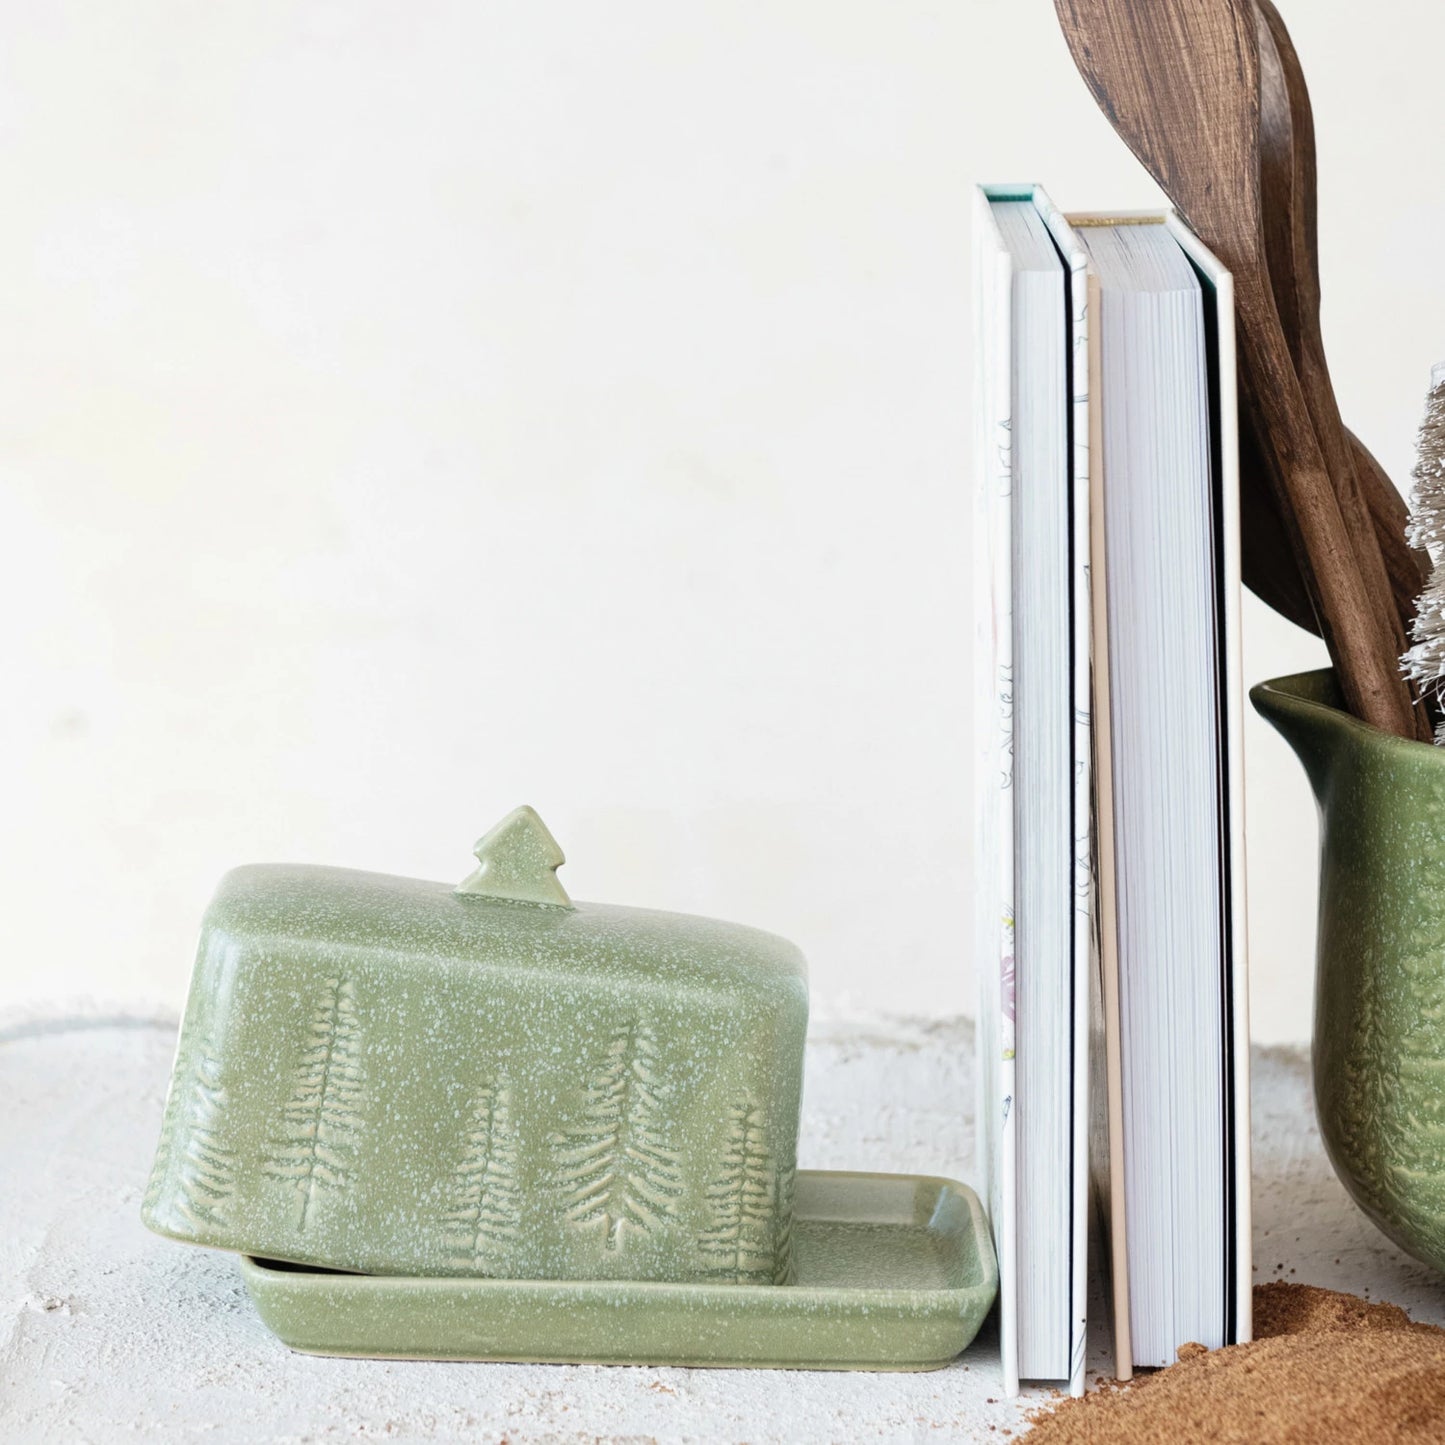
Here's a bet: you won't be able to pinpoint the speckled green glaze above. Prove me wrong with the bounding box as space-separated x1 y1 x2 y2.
1253 670 1445 1274
239 1171 998 1370
142 810 808 1284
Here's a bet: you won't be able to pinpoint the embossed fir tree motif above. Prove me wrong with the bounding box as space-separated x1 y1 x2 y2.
1336 963 1407 1218
1398 1024 1445 1201
440 1082 523 1271
1336 937 1445 1258
774 1161 797 1284
142 1130 170 1216
554 1020 683 1250
174 1050 236 1228
143 1031 194 1216
1335 959 1392 1219
698 1097 782 1283
263 975 365 1230
1385 909 1445 1255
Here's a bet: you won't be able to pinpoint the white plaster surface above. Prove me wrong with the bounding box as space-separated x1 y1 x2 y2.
6 1 1445 1043
3 1011 1444 1443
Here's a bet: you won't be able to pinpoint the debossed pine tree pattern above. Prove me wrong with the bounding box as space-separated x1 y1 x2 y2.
175 1051 235 1228
1335 920 1445 1260
1396 972 1445 1210
1378 907 1445 1251
143 1131 170 1215
440 1082 523 1271
144 1036 190 1216
698 1098 780 1283
774 1161 797 1285
554 1020 683 1249
263 975 366 1230
1336 963 1401 1218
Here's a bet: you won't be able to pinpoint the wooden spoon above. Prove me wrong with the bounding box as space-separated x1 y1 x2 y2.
1054 0 1424 739
1253 0 1428 633
1206 2 1427 653
1238 417 1319 632
1232 1 1320 639
1241 416 1428 641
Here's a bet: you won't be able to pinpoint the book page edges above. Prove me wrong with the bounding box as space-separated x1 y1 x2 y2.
1084 260 1135 1382
1075 206 1252 1355
1165 213 1254 1346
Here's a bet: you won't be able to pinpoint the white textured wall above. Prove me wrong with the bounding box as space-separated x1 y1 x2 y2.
2 1 1441 1040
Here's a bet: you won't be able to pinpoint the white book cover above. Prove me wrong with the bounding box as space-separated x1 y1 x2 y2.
974 184 1091 1398
972 185 1019 1398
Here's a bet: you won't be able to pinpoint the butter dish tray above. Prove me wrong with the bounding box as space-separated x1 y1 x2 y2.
241 1170 999 1371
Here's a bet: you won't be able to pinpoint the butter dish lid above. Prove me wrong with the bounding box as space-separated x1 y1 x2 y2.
142 808 809 1284
202 805 808 997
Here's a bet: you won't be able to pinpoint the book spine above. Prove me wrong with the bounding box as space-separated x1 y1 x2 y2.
973 186 1019 1399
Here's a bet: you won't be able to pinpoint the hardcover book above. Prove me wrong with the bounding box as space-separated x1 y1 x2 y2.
974 185 1251 1395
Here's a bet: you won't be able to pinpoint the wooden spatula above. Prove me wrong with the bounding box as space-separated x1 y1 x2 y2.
1253 0 1428 634
1204 2 1427 653
1054 0 1424 739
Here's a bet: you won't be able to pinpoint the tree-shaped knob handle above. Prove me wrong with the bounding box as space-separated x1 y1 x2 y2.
456 806 573 909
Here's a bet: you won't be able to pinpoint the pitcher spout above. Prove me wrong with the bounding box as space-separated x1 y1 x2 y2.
1250 669 1356 808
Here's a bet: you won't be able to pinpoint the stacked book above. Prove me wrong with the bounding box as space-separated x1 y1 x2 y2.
973 185 1252 1396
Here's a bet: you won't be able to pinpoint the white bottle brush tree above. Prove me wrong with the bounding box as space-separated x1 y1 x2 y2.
1401 363 1445 741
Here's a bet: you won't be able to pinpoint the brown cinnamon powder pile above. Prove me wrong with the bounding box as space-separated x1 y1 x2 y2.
1025 1283 1445 1443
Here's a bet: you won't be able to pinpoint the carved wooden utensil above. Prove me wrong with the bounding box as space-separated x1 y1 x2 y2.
1253 0 1429 632
1236 364 1415 637
1215 0 1427 647
1236 427 1319 632
1053 0 1425 739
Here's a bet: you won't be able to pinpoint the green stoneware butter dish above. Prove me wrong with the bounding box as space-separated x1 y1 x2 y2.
143 807 808 1286
240 1170 999 1371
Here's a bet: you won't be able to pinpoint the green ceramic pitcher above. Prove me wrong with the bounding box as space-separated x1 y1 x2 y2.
1253 669 1445 1274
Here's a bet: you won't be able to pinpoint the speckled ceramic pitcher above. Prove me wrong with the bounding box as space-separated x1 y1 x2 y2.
1253 669 1445 1274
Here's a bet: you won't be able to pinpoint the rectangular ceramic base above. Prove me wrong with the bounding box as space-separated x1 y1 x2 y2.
241 1170 998 1371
